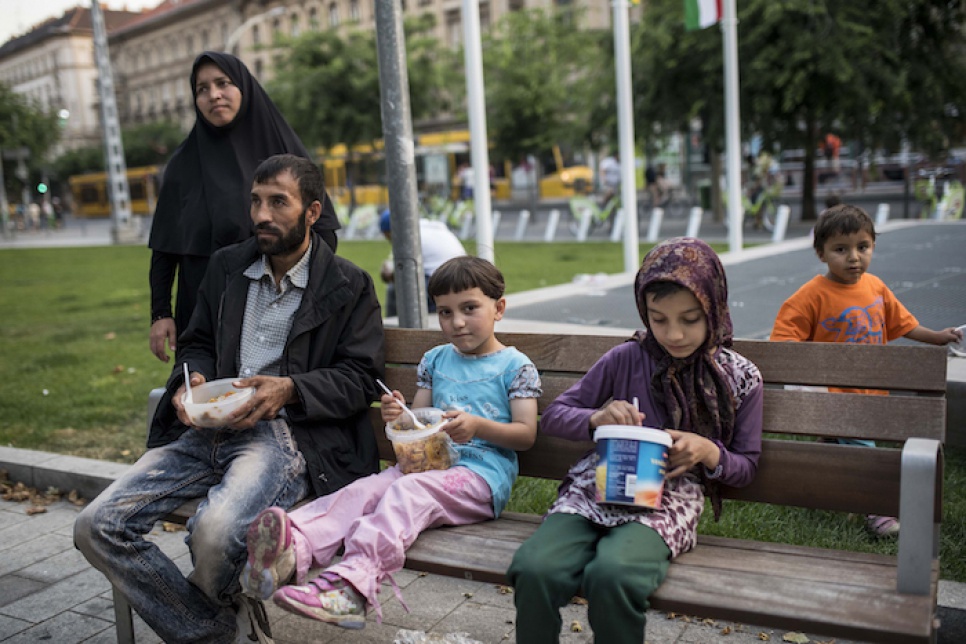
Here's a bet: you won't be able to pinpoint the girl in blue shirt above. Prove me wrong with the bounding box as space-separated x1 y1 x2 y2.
241 256 541 629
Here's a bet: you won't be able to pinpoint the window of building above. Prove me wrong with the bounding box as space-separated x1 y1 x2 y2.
273 17 282 37
349 0 359 21
509 0 524 10
291 13 300 37
309 6 318 28
186 35 194 54
480 2 490 27
255 58 264 78
445 10 461 47
329 2 340 27
221 23 229 48
253 24 260 45
201 29 209 49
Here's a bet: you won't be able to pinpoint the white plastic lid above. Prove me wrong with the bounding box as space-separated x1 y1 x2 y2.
594 425 672 447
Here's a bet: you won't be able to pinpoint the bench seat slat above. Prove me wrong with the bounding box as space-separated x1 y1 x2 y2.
652 565 936 644
400 517 936 644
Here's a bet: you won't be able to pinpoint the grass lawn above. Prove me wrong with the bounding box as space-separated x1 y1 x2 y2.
2 240 963 582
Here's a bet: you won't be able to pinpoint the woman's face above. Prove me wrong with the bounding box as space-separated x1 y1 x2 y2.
194 62 242 127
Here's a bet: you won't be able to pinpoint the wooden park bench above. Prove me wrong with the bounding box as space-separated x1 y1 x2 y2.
121 327 947 643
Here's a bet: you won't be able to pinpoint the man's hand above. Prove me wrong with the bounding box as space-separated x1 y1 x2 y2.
226 376 297 430
150 318 177 362
173 371 206 426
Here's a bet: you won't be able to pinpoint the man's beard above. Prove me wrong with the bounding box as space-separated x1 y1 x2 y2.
256 209 308 256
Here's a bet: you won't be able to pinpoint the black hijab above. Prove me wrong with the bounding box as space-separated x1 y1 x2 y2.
149 51 339 256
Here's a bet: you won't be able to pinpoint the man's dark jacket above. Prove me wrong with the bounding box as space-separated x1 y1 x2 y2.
149 231 385 497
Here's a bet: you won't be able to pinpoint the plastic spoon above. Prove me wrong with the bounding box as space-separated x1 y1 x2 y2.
376 378 427 430
183 363 193 404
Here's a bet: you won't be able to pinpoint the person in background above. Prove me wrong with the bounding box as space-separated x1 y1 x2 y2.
508 237 764 644
770 204 962 537
598 151 620 208
241 256 541 631
378 209 466 317
76 155 384 644
149 51 341 364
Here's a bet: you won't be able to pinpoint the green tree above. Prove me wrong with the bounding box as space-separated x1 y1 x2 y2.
269 15 456 205
0 83 60 203
634 0 966 220
482 9 606 165
270 14 455 149
122 121 185 168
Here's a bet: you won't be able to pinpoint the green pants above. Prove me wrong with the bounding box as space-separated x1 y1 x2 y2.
508 512 671 644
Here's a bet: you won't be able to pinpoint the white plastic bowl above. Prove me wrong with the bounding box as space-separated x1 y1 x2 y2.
385 407 456 473
181 378 254 428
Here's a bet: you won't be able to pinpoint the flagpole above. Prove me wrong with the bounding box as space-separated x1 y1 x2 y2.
613 0 638 272
721 0 743 254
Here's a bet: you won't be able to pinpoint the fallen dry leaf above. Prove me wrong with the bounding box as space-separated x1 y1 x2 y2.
104 332 117 340
113 365 124 373
68 490 86 506
721 626 732 635
26 506 47 516
782 633 810 643
162 522 187 532
462 592 474 598
496 585 513 595
570 596 588 606
759 633 771 641
569 620 583 633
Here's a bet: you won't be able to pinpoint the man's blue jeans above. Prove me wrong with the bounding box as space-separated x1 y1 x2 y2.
74 419 308 643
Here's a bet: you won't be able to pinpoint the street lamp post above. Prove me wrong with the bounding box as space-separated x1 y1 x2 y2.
225 6 286 56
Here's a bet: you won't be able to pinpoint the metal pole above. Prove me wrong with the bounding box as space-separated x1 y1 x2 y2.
90 0 134 244
721 0 743 254
613 0 638 272
374 0 427 329
461 0 494 263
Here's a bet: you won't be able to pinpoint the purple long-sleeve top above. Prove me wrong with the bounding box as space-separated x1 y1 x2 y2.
541 340 763 488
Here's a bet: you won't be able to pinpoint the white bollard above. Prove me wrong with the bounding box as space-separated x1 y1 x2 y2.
544 209 560 242
514 209 530 241
491 210 501 238
771 204 791 243
576 207 593 242
685 206 703 238
459 210 474 240
875 203 890 227
609 208 624 242
646 207 664 243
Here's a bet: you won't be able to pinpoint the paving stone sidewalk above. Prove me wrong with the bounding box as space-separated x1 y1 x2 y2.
0 490 885 644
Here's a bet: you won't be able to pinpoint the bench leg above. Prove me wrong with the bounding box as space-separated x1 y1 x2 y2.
113 584 135 644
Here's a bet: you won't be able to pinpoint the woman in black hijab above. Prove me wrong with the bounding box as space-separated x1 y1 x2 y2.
148 51 340 362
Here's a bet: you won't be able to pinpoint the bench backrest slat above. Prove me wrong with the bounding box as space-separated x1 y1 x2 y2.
376 328 947 518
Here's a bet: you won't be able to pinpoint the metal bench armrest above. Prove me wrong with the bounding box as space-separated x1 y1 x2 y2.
897 437 942 595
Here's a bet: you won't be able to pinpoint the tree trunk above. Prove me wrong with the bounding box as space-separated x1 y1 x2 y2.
802 114 817 221
710 147 723 222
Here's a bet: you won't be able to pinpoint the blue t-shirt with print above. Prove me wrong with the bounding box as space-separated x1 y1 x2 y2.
417 344 541 516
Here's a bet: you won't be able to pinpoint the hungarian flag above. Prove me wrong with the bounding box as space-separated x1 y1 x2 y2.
685 0 722 30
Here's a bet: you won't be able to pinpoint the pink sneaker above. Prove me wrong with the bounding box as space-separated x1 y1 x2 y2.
241 507 296 600
866 514 900 538
273 574 366 629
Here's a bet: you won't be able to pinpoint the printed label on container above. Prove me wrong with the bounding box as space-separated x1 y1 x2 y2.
595 438 668 509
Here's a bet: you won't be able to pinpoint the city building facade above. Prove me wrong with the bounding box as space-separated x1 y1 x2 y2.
0 6 143 154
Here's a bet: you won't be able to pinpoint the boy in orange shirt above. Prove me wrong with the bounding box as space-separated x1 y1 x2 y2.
771 204 962 536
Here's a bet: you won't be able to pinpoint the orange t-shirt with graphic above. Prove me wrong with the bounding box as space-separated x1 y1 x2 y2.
770 273 919 394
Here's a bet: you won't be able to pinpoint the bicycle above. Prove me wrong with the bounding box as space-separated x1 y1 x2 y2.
914 167 963 220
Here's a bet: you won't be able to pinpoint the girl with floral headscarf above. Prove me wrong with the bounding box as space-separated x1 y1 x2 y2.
508 237 764 644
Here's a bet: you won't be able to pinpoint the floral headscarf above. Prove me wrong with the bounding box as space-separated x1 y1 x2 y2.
633 237 736 518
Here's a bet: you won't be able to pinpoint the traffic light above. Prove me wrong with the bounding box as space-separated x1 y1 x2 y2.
36 182 48 194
